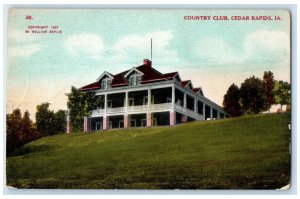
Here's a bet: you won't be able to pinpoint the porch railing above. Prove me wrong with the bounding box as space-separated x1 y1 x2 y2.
91 103 202 119
107 107 125 114
175 104 200 119
150 103 172 110
128 105 148 112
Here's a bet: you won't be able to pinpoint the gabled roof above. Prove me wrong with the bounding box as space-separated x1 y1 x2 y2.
79 59 203 94
110 70 129 87
193 87 201 93
193 87 204 96
181 80 194 90
124 67 144 77
80 81 101 91
96 71 114 81
163 72 178 79
181 80 190 87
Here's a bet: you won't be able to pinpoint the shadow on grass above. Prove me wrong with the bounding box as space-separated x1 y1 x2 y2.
7 144 56 157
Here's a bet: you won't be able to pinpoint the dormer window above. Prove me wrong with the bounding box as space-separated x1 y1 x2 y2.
101 77 111 90
128 73 141 86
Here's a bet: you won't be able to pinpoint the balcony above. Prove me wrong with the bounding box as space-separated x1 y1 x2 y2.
91 102 205 120
91 103 173 116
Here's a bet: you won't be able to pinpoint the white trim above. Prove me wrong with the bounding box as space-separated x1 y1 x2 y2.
124 67 144 77
174 73 182 82
96 71 114 81
141 78 166 83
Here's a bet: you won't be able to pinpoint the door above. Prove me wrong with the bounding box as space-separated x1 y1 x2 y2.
130 119 136 127
95 122 102 131
141 119 146 127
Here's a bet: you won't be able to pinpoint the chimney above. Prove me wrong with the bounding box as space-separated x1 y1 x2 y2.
143 59 152 68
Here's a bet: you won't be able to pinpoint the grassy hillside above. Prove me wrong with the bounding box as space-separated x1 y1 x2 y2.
6 113 291 189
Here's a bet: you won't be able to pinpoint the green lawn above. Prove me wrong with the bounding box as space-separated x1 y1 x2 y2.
6 113 291 189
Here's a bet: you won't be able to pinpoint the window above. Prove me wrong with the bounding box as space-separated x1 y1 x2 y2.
130 119 136 127
107 100 112 108
96 122 102 130
119 120 124 128
143 96 154 105
129 98 134 106
141 119 146 127
101 77 111 90
166 97 172 103
128 73 141 86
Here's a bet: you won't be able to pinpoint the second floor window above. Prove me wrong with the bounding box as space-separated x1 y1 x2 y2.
101 78 111 90
128 74 141 86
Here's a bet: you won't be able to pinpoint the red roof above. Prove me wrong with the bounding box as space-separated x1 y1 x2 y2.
110 70 129 87
181 80 191 87
80 81 101 91
193 88 201 93
79 59 202 93
163 72 178 79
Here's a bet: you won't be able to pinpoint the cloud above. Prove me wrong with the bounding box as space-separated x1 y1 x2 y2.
64 32 104 60
8 29 41 43
112 31 179 65
8 43 40 58
7 29 42 58
195 37 243 65
194 30 290 67
243 30 289 64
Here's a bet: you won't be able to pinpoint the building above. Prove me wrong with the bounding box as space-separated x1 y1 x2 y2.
67 59 228 133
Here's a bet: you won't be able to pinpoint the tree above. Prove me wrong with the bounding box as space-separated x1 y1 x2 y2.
53 110 66 133
223 83 242 117
36 103 67 135
36 103 55 135
7 109 41 155
239 76 267 114
21 111 33 142
6 109 23 153
273 80 291 111
67 86 101 132
263 71 275 111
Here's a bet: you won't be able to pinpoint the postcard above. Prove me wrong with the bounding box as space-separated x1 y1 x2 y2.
6 8 291 190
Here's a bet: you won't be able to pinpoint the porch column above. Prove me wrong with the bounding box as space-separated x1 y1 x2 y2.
146 113 152 127
147 88 151 111
170 111 175 126
124 91 129 128
124 114 129 128
67 121 72 133
194 98 197 113
210 107 213 120
171 85 175 108
217 111 220 120
66 110 71 133
104 93 108 114
83 116 90 132
125 91 128 112
184 93 187 108
103 116 109 130
203 102 206 119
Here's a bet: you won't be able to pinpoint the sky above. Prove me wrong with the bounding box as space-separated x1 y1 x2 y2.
6 9 290 120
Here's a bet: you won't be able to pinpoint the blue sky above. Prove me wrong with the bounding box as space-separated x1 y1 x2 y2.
7 9 290 118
